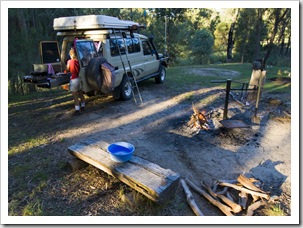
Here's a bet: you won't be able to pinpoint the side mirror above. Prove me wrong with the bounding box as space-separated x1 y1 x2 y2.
151 50 157 56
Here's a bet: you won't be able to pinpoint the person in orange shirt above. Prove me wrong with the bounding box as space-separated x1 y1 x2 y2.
66 48 85 114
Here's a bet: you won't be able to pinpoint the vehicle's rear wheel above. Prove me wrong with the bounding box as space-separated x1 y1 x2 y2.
155 65 166 84
120 76 133 101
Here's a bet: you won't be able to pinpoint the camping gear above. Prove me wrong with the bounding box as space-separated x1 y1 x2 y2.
251 76 263 124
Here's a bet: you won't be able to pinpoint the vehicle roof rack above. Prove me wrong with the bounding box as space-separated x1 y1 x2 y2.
53 15 145 32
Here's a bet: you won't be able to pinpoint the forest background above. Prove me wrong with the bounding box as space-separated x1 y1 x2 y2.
7 7 291 95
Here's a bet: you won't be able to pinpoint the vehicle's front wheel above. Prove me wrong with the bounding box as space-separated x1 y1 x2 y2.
155 65 166 84
120 76 133 101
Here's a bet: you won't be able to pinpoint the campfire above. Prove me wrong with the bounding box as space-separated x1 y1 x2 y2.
181 174 278 216
187 103 210 130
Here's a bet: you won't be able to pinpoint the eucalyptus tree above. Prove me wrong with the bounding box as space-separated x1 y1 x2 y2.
263 8 291 65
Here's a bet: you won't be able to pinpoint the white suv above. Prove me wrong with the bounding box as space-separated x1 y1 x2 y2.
23 15 169 101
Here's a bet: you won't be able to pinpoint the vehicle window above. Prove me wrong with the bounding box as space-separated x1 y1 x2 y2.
110 38 126 57
127 37 141 54
40 41 61 64
76 41 97 67
142 41 152 56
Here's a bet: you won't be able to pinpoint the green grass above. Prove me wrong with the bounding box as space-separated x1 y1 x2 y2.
22 199 44 216
262 203 286 216
8 87 69 103
166 63 291 94
8 136 49 156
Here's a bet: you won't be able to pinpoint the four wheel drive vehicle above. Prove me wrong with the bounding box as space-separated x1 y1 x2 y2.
23 15 169 101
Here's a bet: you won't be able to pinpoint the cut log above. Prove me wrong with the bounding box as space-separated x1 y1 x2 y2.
181 179 204 216
65 157 88 171
226 191 236 202
216 186 228 195
186 178 233 216
246 200 266 216
68 139 180 204
251 194 260 202
218 181 270 200
246 193 278 216
238 191 248 209
237 174 266 193
202 181 242 214
216 179 238 184
212 182 218 193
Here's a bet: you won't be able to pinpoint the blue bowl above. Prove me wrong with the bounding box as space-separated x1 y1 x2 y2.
107 142 135 163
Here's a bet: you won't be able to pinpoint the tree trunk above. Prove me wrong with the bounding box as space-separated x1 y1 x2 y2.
263 9 290 65
226 9 239 63
16 9 37 94
280 38 285 56
16 9 28 41
254 9 263 60
226 22 235 63
240 34 248 63
285 34 291 56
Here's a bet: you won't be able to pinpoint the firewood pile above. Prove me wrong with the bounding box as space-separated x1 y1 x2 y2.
181 174 278 216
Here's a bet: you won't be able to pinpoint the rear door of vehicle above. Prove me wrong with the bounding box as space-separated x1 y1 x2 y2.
141 39 159 77
40 41 62 72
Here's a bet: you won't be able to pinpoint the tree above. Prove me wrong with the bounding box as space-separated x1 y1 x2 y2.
214 22 229 52
263 8 290 64
226 9 239 62
234 9 267 63
190 28 214 65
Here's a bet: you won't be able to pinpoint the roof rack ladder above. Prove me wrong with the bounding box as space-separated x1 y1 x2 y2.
112 29 128 83
120 29 143 105
113 29 143 105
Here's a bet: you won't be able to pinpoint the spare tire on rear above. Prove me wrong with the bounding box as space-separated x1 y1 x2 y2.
85 57 107 90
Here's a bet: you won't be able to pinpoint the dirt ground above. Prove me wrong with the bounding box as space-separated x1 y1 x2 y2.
8 67 292 219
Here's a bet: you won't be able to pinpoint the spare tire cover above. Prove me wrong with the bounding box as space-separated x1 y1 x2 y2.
85 57 107 90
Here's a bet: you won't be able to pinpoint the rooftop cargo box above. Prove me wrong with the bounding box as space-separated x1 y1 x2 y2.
53 15 140 31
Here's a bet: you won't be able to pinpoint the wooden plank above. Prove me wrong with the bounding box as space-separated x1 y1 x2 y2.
68 140 180 203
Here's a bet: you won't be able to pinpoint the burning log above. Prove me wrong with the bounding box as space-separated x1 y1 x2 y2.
180 179 204 216
187 103 209 130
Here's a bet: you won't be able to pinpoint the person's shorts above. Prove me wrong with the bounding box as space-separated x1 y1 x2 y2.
69 78 82 92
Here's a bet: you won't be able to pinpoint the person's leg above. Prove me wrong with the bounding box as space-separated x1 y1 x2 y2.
72 92 80 111
70 78 81 112
79 90 85 110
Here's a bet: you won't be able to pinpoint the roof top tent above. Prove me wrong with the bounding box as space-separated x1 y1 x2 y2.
53 14 144 32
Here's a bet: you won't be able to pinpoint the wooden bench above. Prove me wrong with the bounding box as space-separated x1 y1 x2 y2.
67 138 180 204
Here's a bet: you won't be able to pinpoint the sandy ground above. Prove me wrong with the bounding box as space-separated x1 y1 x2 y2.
54 68 292 216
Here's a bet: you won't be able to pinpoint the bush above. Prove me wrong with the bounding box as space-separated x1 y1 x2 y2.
209 51 226 64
